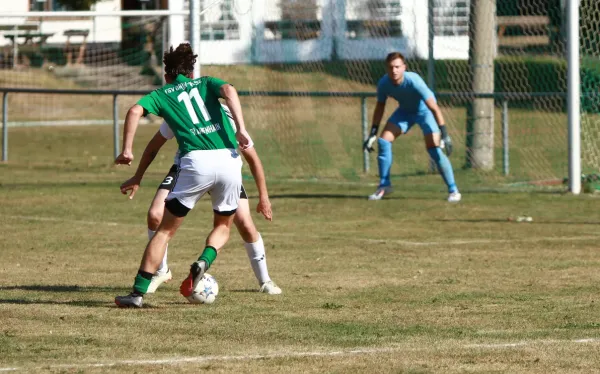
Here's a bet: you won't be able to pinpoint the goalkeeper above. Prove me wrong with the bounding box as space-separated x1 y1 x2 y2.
363 52 461 203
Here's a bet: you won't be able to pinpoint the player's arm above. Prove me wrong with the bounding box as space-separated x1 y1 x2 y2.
424 97 453 156
364 100 386 152
240 146 272 221
116 92 162 165
115 104 145 165
219 84 251 149
120 130 168 199
424 97 446 131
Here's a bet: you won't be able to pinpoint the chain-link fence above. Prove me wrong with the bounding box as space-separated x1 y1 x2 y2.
0 0 595 191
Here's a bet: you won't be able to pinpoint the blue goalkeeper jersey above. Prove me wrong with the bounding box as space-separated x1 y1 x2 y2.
376 72 435 114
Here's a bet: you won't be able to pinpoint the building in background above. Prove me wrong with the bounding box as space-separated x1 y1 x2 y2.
0 0 472 66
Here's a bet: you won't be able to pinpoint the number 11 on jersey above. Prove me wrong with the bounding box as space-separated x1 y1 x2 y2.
178 87 212 124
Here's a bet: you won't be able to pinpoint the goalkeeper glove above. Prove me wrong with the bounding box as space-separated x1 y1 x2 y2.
440 125 453 156
363 124 379 153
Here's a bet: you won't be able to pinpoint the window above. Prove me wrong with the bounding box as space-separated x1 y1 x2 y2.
345 0 402 40
30 0 49 11
200 0 240 40
264 0 321 41
30 0 91 11
433 0 470 36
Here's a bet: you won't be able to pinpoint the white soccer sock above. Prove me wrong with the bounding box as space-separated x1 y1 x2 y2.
148 229 169 274
244 233 271 285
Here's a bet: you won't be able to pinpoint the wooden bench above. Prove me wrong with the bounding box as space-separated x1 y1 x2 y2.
3 32 54 46
63 29 89 65
1 25 54 67
497 16 550 47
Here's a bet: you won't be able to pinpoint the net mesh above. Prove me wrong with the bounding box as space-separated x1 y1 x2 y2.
580 0 600 180
0 0 594 191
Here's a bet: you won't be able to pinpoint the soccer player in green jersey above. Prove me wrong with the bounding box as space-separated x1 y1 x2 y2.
119 106 282 295
114 43 253 308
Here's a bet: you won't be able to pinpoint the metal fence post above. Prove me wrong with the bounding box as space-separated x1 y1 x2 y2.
113 94 119 160
502 99 509 176
2 93 7 162
361 96 369 173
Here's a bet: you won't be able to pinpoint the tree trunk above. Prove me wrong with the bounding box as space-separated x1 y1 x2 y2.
466 0 496 170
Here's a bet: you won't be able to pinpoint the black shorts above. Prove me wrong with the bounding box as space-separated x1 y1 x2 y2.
158 164 179 191
159 164 248 199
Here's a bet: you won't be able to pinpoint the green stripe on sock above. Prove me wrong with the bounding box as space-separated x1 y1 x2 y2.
133 274 151 295
198 246 218 269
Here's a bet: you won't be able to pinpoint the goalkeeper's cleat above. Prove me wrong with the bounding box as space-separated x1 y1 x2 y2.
115 292 143 308
259 280 282 295
368 186 393 200
447 191 462 203
146 268 172 294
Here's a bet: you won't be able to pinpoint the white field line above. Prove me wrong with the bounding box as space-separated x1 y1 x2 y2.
2 214 599 247
1 338 600 372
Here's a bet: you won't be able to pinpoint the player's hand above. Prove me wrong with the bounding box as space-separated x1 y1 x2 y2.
236 129 252 150
363 124 379 153
115 150 134 166
442 136 453 156
120 176 141 199
363 135 377 153
440 126 453 156
256 197 272 221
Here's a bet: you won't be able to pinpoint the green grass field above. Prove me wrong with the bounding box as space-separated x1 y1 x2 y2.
1 123 600 373
1 65 599 372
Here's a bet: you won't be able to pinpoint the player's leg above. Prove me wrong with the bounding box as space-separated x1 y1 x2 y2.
369 109 407 200
234 186 282 294
180 209 237 297
115 204 186 308
180 150 242 296
116 154 208 307
145 166 178 293
420 112 460 202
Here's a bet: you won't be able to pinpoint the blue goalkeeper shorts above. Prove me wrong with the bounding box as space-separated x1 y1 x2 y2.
387 108 440 135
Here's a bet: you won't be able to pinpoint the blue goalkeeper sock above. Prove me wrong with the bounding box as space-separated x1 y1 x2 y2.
377 138 393 187
427 147 458 193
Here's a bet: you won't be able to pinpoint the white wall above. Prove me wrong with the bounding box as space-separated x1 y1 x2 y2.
0 0 470 62
0 0 121 46
0 0 29 47
0 0 28 25
41 0 121 44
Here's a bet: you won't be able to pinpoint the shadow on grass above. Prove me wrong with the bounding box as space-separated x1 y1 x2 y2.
461 188 567 195
269 193 380 200
437 218 600 225
0 285 128 293
0 298 113 307
229 288 262 293
0 181 122 190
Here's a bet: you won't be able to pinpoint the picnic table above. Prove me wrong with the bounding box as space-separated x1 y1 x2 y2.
63 29 90 65
3 31 55 68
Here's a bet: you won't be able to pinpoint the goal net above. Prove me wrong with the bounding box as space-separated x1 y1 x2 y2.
0 0 595 192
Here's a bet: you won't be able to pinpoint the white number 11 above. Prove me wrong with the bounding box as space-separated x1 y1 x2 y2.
177 87 212 124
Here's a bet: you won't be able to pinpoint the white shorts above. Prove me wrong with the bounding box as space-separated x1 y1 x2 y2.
166 149 243 213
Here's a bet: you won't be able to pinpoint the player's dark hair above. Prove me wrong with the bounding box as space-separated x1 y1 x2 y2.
385 52 406 65
163 43 197 78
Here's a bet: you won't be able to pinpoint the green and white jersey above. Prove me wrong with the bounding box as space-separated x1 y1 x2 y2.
137 74 237 156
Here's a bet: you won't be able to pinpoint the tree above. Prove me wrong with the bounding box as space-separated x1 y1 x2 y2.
465 0 496 170
55 0 101 11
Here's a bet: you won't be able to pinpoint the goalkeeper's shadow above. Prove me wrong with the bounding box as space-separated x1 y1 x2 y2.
269 193 391 200
436 218 600 225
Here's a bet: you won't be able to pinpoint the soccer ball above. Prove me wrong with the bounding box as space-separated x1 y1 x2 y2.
186 273 219 304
